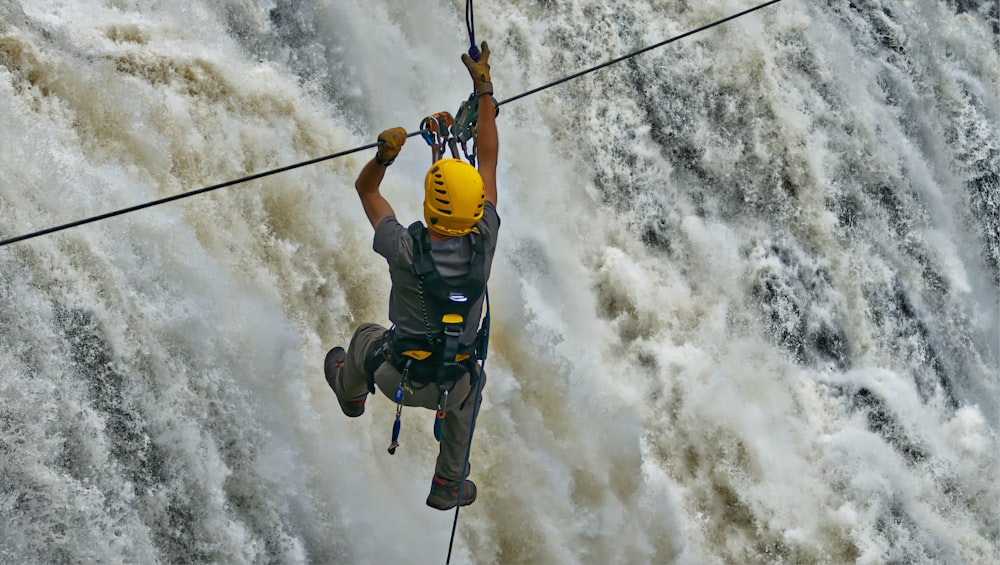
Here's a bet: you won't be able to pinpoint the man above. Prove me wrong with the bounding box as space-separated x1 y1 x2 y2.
324 41 499 511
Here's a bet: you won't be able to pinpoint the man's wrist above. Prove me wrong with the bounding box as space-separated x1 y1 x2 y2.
475 81 493 96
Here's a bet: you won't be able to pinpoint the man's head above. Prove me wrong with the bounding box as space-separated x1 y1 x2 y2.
423 158 485 237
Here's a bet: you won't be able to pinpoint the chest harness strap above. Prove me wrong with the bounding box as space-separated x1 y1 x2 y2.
386 222 488 454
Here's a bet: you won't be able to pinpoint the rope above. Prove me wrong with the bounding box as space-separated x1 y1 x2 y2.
445 291 490 565
465 0 476 52
0 0 785 249
448 4 479 561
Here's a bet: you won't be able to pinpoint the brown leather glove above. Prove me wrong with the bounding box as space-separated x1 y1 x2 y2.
461 41 492 96
375 127 406 166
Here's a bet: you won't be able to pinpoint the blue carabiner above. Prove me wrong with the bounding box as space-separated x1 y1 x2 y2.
433 410 446 441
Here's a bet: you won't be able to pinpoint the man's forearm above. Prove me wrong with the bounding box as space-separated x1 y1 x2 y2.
355 157 395 228
355 158 387 197
477 94 499 205
477 95 498 166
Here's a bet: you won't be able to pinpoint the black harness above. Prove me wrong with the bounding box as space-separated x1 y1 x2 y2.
384 222 488 388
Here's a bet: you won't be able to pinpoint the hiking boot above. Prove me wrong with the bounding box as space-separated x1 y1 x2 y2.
426 475 477 511
325 347 366 418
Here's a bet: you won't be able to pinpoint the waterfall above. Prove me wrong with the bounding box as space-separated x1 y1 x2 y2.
1 1 997 563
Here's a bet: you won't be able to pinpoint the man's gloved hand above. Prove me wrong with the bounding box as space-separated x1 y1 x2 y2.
461 41 492 96
375 127 407 166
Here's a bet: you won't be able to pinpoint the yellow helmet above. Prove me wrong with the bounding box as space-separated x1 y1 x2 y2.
423 158 485 236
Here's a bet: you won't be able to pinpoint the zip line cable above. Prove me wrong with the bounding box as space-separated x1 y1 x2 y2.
496 0 784 109
0 0 784 249
0 130 419 248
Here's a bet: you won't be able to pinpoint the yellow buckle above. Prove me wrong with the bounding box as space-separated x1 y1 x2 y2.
402 350 432 361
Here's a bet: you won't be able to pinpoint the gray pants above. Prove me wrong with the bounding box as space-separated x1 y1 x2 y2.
337 323 486 483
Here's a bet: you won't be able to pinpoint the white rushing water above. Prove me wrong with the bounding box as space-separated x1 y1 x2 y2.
1 1 998 563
